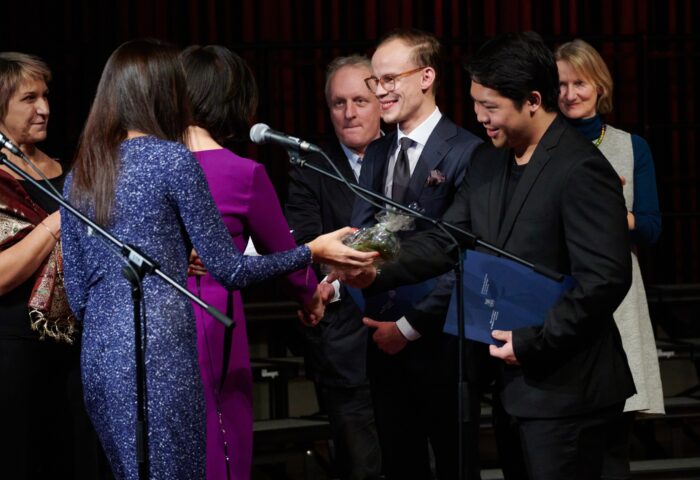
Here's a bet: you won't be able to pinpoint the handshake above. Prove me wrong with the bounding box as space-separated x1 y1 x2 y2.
300 214 412 325
299 264 379 327
188 226 384 327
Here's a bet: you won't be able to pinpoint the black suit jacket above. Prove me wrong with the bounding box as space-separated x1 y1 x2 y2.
372 115 635 416
285 141 368 387
351 115 482 384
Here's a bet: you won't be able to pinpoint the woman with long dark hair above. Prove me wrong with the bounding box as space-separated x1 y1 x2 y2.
61 39 374 480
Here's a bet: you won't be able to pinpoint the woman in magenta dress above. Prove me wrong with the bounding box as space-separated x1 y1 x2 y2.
181 45 317 480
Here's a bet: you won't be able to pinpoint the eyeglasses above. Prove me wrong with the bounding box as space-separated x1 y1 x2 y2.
364 66 427 93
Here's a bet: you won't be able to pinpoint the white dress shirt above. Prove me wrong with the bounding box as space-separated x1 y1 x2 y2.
384 107 442 198
384 107 443 341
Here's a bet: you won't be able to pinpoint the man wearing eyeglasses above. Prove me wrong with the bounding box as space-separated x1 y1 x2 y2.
351 29 482 479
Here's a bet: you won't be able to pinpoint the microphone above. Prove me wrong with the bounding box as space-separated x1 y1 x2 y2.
0 131 25 158
249 123 321 153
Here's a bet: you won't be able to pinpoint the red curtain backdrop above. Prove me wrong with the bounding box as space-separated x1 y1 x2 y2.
2 0 697 283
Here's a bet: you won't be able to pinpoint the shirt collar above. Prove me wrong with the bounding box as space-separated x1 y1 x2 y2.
396 106 442 148
340 143 363 165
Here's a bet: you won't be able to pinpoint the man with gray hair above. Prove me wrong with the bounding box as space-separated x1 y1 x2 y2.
285 54 382 480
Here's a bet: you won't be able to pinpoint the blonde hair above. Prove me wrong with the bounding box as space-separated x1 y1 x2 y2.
377 28 442 95
0 52 52 120
555 39 613 115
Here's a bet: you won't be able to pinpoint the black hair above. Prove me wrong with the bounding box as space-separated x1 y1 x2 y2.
180 45 258 143
71 39 191 226
466 31 559 111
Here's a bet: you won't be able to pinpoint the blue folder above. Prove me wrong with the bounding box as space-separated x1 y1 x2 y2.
444 251 575 345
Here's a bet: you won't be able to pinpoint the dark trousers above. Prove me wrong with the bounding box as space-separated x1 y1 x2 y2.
601 411 635 480
371 376 471 480
490 390 528 480
516 402 625 480
470 342 528 480
0 337 104 480
316 383 382 480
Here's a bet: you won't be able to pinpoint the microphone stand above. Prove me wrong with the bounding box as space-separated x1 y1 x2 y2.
287 147 563 479
0 152 233 480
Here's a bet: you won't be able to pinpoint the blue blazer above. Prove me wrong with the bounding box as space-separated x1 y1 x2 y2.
351 115 481 347
352 115 481 233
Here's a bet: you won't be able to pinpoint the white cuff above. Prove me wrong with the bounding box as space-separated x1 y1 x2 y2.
322 276 342 303
396 316 421 341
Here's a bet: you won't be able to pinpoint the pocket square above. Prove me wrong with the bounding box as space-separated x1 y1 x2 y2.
425 169 446 186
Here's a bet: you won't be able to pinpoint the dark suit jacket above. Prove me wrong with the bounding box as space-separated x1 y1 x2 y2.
351 115 482 384
352 115 482 336
372 114 635 417
285 141 368 387
353 116 481 234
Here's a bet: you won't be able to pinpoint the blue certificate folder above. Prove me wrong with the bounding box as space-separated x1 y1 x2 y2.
346 278 437 322
444 251 576 345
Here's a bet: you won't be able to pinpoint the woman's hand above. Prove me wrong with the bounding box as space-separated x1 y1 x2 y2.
306 227 379 267
0 211 61 295
42 211 61 240
187 249 208 277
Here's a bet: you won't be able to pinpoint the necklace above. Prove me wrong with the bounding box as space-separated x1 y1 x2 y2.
593 123 606 147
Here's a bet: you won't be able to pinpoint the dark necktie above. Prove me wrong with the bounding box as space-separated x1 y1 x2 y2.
392 137 413 203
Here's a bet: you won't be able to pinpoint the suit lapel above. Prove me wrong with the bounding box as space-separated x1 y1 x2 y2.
374 132 395 195
496 150 552 246
496 116 565 246
488 150 510 243
328 142 358 207
327 142 356 181
405 117 454 203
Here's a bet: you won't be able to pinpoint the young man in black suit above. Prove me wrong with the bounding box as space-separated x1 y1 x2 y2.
339 32 635 479
285 55 382 480
351 29 483 479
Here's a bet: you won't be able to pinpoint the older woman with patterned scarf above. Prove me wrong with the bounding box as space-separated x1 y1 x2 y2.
0 52 99 479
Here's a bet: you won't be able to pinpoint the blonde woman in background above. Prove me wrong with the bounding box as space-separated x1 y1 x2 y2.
556 39 664 480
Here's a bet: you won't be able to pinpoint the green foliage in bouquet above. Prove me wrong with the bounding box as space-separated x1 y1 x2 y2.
342 210 415 264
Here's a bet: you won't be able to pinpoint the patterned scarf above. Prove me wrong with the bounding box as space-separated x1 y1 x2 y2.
0 169 77 344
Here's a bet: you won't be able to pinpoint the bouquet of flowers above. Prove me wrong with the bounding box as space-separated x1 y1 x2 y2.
343 210 415 264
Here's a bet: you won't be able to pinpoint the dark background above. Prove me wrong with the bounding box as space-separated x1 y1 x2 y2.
2 0 698 285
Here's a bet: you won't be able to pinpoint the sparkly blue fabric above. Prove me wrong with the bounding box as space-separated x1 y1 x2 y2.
61 136 311 480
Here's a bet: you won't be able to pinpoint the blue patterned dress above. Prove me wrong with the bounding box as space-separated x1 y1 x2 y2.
61 136 311 480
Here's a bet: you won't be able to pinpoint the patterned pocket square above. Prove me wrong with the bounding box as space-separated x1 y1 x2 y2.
425 169 446 186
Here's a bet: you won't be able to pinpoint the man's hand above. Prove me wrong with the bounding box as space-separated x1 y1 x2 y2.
328 265 377 289
298 284 327 327
489 330 520 365
363 318 408 355
317 280 335 304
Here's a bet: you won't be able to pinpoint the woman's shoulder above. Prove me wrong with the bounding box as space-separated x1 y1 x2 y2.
196 148 262 175
122 136 195 169
604 124 631 138
122 135 189 153
200 147 257 165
